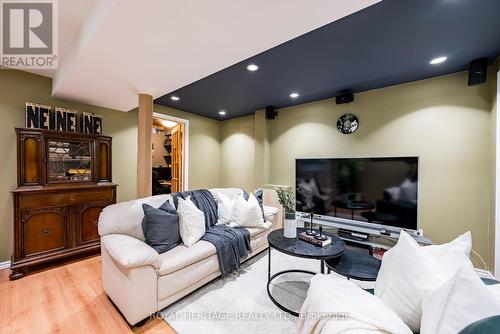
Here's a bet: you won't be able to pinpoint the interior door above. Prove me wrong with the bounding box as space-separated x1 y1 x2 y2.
171 123 184 192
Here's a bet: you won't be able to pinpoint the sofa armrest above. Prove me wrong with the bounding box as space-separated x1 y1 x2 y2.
264 205 279 228
101 234 160 270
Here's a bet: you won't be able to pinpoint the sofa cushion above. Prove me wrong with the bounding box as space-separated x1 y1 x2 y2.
158 240 216 276
158 254 220 301
141 201 180 254
99 194 173 240
157 222 271 276
245 221 272 237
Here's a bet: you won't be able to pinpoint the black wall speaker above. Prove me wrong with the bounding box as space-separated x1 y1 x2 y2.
265 106 278 120
336 92 354 104
468 58 488 86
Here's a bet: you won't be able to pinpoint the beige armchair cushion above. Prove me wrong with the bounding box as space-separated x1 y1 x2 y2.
101 234 160 270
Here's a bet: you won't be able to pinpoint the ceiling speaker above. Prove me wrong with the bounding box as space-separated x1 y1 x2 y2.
265 106 278 120
468 58 488 86
336 92 354 104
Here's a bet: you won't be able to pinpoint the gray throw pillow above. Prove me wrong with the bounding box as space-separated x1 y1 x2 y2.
141 201 180 254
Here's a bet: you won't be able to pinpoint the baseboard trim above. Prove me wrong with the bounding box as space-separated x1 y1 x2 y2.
0 260 11 270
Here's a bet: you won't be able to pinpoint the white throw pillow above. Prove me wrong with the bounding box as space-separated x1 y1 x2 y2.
374 231 472 332
177 196 205 247
216 192 233 225
488 283 500 304
421 263 500 334
230 192 265 227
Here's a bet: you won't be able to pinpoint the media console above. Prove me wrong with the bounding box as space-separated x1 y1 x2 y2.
297 213 431 250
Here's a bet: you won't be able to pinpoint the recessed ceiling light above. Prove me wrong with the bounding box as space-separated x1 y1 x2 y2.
219 110 226 116
290 92 299 98
170 95 180 101
429 56 447 65
161 120 178 128
246 64 259 72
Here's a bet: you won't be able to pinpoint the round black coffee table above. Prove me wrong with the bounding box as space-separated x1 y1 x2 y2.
267 228 345 316
324 248 381 281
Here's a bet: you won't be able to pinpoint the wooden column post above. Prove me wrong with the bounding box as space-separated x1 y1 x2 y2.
137 93 153 198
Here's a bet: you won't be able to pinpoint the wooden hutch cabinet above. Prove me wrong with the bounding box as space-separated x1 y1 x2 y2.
10 128 117 280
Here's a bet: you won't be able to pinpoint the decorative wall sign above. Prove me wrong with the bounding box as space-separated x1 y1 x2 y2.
337 113 359 134
25 102 102 134
80 112 103 134
54 107 78 132
25 102 52 129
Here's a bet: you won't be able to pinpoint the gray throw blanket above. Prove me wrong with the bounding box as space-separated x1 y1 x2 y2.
171 189 218 229
171 189 251 276
202 225 251 277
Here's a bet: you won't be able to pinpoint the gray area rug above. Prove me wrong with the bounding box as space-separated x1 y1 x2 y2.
161 248 374 334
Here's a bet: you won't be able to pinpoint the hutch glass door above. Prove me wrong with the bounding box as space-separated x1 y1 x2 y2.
47 140 93 182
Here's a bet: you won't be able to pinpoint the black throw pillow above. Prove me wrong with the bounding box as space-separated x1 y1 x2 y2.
141 201 180 254
243 190 265 220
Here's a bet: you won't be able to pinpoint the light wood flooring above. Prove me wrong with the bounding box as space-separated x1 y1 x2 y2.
0 256 175 334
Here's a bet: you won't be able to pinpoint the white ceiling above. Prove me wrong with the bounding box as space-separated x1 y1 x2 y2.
25 0 99 78
40 0 380 111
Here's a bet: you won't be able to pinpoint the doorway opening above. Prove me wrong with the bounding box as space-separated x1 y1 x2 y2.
151 112 189 195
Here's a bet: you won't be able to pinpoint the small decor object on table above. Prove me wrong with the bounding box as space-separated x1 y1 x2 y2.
299 226 332 247
306 212 317 236
275 186 296 238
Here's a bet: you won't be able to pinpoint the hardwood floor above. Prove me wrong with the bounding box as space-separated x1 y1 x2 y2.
0 256 175 334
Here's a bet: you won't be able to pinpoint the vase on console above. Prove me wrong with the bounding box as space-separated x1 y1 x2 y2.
275 186 297 238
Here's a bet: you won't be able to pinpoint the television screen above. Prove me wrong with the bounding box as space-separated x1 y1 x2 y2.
296 157 418 230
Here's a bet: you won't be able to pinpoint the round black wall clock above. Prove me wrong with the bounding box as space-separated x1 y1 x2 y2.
337 113 359 134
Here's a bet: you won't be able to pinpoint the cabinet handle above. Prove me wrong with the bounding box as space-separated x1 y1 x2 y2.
41 228 50 236
92 220 98 226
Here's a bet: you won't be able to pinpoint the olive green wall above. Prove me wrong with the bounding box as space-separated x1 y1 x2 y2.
221 71 496 269
153 105 221 190
220 115 256 190
1 68 497 269
0 70 138 262
0 70 221 263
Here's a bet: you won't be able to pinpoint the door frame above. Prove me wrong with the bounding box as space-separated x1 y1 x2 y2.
495 69 500 278
152 112 189 191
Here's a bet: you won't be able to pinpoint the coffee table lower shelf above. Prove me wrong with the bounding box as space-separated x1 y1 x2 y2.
266 229 345 317
266 268 316 317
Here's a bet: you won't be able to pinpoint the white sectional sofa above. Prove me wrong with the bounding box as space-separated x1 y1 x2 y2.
98 188 279 325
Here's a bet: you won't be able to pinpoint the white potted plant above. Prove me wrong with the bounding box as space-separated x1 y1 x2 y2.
275 187 297 238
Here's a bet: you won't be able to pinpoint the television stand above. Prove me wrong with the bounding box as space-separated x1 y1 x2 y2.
297 215 432 251
337 228 369 242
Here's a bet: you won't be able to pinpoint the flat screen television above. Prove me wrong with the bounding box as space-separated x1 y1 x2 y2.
296 157 418 231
